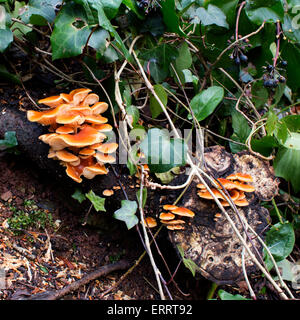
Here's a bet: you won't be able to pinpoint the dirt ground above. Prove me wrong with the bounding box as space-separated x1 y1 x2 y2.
0 152 211 300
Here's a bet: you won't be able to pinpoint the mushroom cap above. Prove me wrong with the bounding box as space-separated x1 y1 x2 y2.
96 142 118 154
196 183 206 189
69 159 81 166
161 219 185 225
91 102 109 115
197 189 225 200
216 178 237 190
167 225 185 230
94 152 116 164
55 126 75 134
81 93 99 106
162 204 178 211
92 124 113 132
82 163 108 179
79 147 96 156
170 207 195 217
103 189 114 196
234 199 249 207
66 163 82 183
56 150 79 162
215 213 222 218
38 95 64 108
27 104 69 126
226 172 253 183
56 113 85 125
69 88 92 105
219 200 231 207
159 212 175 221
84 115 108 124
47 125 106 150
143 217 157 228
233 181 255 192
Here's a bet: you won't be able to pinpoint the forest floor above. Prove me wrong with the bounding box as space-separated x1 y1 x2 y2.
0 152 211 300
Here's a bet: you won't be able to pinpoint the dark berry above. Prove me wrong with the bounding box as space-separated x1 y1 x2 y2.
267 64 274 72
240 54 248 63
234 57 241 65
264 79 275 88
281 60 288 67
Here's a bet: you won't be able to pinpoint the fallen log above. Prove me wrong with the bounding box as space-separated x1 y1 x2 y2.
0 104 279 285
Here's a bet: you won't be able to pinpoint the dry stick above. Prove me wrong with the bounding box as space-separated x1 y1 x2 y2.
133 50 291 300
139 166 166 300
27 260 130 300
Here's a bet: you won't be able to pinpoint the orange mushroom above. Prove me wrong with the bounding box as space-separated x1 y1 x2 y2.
143 217 157 228
38 95 64 108
167 225 185 230
159 212 175 221
170 207 195 218
162 204 178 211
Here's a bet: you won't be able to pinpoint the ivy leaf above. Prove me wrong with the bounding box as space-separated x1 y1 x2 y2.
177 245 199 277
86 190 106 212
191 4 229 29
50 3 91 60
88 27 110 55
0 64 21 84
140 15 165 37
20 0 60 25
274 132 300 193
264 222 295 264
0 28 13 52
126 105 140 126
113 200 138 229
245 0 284 25
161 0 185 36
72 189 86 204
189 86 224 122
149 84 168 119
140 128 187 173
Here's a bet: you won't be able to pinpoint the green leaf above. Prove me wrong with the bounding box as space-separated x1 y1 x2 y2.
161 0 185 36
265 222 295 262
140 128 187 173
190 86 224 122
140 15 165 37
113 200 138 229
20 0 59 25
0 28 13 52
281 115 300 133
177 245 199 277
126 105 140 126
149 84 168 119
251 135 278 157
0 131 18 150
191 4 229 28
50 3 91 60
86 190 106 212
251 80 269 109
218 289 250 300
122 0 144 19
245 0 284 25
274 133 300 192
72 189 86 204
88 27 110 55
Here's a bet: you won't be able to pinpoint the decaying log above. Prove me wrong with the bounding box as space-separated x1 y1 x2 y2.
0 106 279 285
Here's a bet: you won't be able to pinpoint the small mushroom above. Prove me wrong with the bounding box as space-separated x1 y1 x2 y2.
226 172 253 183
143 217 157 228
234 199 249 207
216 178 237 190
55 126 75 134
160 219 185 225
103 189 114 196
94 152 116 164
159 212 175 221
82 163 108 179
38 95 64 108
92 124 113 132
55 150 79 162
96 142 118 154
232 181 255 192
162 204 178 211
167 225 185 230
91 102 109 115
197 189 225 200
84 115 108 124
170 207 195 218
79 147 96 156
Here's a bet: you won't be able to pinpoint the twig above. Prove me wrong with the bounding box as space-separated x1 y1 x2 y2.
26 260 130 300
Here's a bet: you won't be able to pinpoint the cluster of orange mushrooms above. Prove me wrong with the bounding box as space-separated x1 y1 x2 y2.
197 172 255 207
26 88 118 183
144 204 195 231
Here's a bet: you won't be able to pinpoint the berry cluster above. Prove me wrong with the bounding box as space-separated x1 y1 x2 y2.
137 0 159 13
263 60 287 88
229 35 252 66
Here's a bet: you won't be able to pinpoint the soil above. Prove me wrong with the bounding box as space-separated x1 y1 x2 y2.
0 152 212 300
